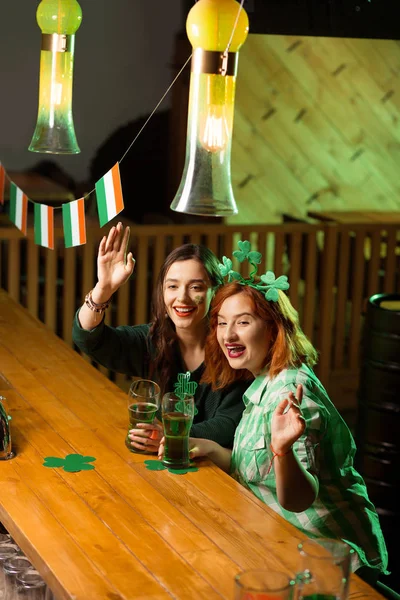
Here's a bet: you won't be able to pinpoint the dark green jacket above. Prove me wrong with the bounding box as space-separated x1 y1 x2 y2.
72 313 251 447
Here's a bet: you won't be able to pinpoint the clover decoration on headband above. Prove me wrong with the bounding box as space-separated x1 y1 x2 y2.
218 240 290 302
174 371 199 415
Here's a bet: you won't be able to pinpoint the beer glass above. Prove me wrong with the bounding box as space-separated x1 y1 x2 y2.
297 538 353 600
234 569 295 599
161 393 195 468
16 570 46 600
0 546 19 599
3 555 33 600
125 379 161 454
0 535 11 546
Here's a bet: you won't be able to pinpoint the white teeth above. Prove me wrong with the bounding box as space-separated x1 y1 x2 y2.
175 307 193 313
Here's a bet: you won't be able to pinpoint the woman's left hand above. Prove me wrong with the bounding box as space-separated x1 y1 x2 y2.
271 384 305 454
128 418 163 453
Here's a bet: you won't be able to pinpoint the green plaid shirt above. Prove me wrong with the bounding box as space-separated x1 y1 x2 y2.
231 364 388 574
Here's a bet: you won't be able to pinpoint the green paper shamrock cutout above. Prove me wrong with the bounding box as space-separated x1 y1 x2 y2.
144 460 166 471
167 466 199 475
43 454 96 473
144 460 198 475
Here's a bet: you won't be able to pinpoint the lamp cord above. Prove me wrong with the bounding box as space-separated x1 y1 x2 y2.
225 0 246 53
119 54 192 165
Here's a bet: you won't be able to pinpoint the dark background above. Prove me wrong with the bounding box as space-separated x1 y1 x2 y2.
184 0 400 40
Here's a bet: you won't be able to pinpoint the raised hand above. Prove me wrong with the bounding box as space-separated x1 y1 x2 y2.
271 384 305 455
97 222 135 297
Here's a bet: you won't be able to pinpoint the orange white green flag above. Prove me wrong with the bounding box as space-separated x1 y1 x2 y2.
34 203 54 249
95 162 124 227
9 183 28 235
0 162 5 205
62 197 86 248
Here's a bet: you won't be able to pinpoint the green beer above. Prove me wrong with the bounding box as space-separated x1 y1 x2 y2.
162 411 192 467
125 402 158 453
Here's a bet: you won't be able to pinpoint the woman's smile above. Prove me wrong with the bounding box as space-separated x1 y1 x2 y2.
163 259 213 330
225 344 246 358
173 306 197 317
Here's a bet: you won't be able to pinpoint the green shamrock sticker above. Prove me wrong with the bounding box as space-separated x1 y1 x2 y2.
143 460 166 471
144 460 198 475
43 454 96 473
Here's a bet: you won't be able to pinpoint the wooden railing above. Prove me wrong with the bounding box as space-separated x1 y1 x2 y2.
1 219 399 411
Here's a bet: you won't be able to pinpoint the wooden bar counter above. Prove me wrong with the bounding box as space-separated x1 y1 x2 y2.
0 290 384 599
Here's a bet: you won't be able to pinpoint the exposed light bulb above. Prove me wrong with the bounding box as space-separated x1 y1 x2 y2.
29 0 82 154
170 0 249 216
200 105 230 152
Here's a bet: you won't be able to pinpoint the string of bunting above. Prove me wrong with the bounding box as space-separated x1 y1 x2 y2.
0 53 192 250
0 0 245 250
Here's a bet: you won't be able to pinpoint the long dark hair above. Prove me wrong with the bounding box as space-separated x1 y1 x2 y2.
148 244 223 388
202 282 318 390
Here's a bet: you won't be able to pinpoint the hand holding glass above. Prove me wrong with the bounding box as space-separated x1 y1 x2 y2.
125 379 161 454
161 393 195 468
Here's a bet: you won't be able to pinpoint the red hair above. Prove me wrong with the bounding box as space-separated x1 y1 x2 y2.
201 282 318 390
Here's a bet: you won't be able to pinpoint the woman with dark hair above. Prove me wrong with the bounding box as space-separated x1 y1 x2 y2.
72 222 250 451
170 262 388 583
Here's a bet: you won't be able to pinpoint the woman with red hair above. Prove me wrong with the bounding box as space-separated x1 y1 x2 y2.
167 280 388 583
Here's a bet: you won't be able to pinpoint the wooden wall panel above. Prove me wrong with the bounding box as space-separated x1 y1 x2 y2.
228 34 400 224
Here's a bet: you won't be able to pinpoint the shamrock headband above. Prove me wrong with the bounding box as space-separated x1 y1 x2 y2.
218 240 289 302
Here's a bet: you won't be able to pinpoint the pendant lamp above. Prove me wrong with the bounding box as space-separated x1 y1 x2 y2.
29 0 82 154
170 0 249 217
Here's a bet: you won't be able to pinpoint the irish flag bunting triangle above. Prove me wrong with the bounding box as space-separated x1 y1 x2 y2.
62 198 86 248
9 183 28 235
34 204 54 249
95 162 124 227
